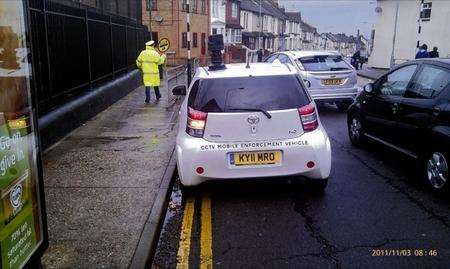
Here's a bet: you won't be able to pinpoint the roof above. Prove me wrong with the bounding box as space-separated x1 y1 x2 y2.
300 21 316 33
409 58 450 65
240 0 271 15
283 50 341 58
195 63 298 79
261 1 289 20
285 12 301 23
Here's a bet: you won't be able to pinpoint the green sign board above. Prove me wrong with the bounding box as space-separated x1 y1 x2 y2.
0 1 48 268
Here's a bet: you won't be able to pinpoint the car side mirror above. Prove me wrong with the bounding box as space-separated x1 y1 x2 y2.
172 85 186 96
303 79 311 88
363 83 374 94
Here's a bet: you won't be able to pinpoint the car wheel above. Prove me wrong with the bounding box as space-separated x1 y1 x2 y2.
348 114 366 147
424 151 449 193
336 101 352 112
308 178 328 191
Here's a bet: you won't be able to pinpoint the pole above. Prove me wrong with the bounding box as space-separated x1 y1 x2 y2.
148 0 152 40
390 1 399 68
258 0 262 49
187 0 192 85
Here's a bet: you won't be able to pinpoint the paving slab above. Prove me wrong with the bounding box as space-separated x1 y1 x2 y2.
41 82 181 268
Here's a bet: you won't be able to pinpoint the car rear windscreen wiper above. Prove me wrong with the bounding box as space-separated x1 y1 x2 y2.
227 107 272 119
330 67 349 71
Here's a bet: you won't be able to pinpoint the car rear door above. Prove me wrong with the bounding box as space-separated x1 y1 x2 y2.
396 63 450 155
362 64 418 142
188 75 311 143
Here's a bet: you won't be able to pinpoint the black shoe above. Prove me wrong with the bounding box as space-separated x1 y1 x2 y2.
156 95 162 101
145 98 150 103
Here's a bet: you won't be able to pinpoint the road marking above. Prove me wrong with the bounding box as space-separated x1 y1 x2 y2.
200 194 213 269
176 197 195 269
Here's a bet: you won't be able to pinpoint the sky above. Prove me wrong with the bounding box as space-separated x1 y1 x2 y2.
278 0 377 38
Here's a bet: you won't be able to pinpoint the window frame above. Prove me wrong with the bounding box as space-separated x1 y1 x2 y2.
231 2 238 18
146 0 157 11
375 64 419 97
193 32 198 48
182 32 188 48
406 63 450 99
420 2 432 21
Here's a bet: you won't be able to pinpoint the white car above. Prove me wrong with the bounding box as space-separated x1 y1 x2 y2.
172 62 332 189
265 50 358 111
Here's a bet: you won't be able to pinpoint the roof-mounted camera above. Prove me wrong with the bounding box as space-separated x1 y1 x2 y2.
208 34 226 71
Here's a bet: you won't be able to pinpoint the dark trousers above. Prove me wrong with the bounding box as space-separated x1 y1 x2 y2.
145 86 161 101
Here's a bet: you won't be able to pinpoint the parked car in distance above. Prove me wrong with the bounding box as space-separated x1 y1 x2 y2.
265 50 358 111
172 62 331 190
347 58 450 192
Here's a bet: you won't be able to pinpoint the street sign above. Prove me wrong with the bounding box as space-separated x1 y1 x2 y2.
158 38 170 53
0 1 48 268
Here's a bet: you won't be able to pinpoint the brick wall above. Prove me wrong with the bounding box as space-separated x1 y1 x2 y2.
142 0 210 66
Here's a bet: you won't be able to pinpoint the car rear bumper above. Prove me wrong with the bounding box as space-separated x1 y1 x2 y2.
176 127 332 186
309 87 358 102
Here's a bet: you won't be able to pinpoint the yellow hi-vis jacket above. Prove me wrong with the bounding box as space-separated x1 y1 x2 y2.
136 46 166 87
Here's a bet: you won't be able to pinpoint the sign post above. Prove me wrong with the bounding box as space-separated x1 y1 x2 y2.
0 1 48 268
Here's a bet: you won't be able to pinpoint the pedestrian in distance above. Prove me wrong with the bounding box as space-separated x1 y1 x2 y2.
352 50 361 70
136 40 166 103
415 44 430 59
257 49 263 62
429 46 440 58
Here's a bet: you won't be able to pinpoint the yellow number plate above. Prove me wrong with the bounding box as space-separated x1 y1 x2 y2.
322 78 343 85
230 151 282 166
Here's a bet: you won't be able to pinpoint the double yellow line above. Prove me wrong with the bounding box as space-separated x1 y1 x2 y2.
176 194 213 269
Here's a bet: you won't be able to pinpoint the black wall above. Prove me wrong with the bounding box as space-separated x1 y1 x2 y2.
28 0 148 116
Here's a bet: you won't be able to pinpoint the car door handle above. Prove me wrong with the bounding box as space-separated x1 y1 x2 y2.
432 107 441 116
391 103 399 114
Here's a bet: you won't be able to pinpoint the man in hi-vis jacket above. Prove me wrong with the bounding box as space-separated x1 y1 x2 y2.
136 40 166 103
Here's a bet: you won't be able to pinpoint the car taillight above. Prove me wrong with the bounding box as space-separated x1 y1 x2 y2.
298 103 318 132
186 107 207 137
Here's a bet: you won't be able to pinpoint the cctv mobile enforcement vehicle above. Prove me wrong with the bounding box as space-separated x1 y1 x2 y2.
266 51 358 111
172 35 332 189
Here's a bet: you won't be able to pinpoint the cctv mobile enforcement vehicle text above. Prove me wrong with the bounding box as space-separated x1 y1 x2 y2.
172 35 332 189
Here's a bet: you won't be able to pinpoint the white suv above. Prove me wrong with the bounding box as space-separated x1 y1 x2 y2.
266 51 358 111
172 62 332 189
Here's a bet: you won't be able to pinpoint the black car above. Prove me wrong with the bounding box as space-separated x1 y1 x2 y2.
347 59 450 192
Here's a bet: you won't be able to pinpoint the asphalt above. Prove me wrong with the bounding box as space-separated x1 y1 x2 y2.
153 78 450 269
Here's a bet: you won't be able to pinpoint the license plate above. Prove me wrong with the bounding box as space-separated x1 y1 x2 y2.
230 151 282 166
322 78 343 85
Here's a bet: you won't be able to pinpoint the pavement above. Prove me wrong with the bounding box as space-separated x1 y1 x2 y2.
40 76 181 268
357 66 388 80
153 77 450 268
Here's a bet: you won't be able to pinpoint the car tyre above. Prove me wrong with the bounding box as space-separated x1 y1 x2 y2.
423 151 449 193
348 114 366 147
308 178 328 191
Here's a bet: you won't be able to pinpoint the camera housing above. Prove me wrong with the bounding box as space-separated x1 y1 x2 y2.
208 34 226 71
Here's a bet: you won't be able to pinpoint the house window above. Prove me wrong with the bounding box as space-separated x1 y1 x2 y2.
201 0 206 13
191 0 197 12
212 0 218 17
420 2 432 21
231 2 238 18
212 28 217 35
182 32 187 48
201 33 206 55
146 0 157 11
182 0 187 11
193 33 198 47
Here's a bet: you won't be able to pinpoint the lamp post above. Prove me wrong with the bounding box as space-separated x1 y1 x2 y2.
390 1 399 68
148 0 152 39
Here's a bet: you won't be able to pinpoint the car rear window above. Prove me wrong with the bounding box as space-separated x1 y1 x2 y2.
297 55 351 72
188 75 310 112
